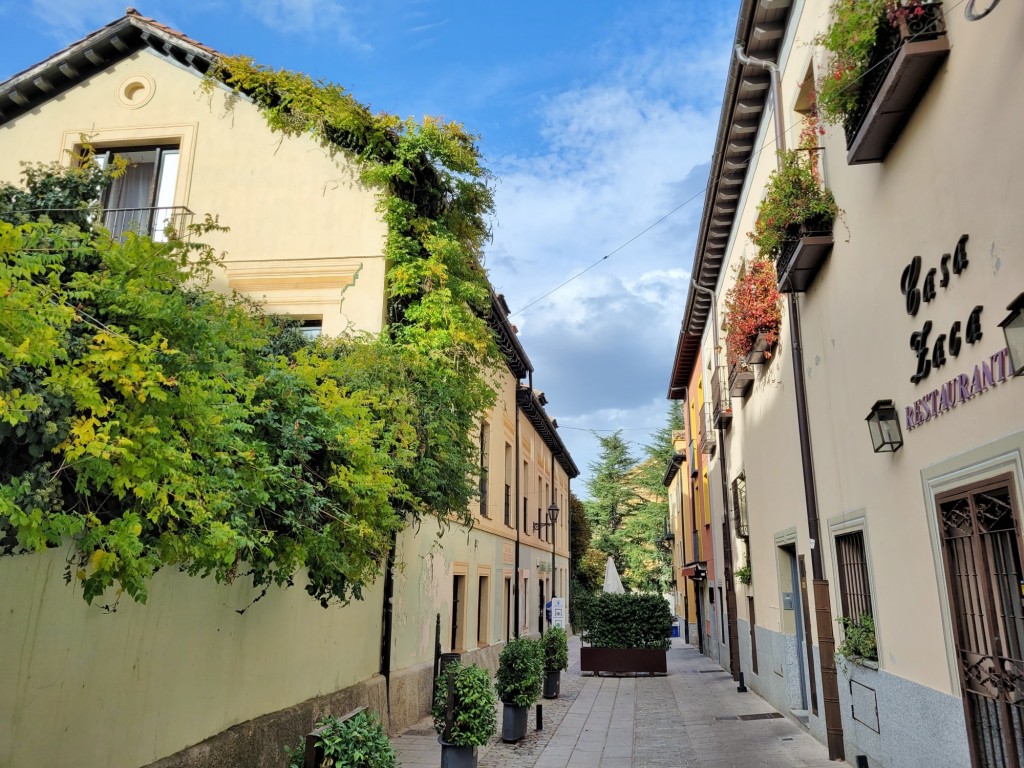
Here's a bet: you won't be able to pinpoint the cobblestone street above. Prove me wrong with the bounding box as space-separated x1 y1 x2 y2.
394 636 834 768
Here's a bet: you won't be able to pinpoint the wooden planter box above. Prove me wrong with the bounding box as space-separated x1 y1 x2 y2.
580 647 667 675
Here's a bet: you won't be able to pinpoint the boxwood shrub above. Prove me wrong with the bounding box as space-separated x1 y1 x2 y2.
580 592 672 650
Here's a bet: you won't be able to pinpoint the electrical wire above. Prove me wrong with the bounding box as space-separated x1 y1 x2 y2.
509 0 969 318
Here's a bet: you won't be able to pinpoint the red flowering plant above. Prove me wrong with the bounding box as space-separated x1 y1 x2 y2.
723 258 783 368
749 112 837 262
815 0 941 125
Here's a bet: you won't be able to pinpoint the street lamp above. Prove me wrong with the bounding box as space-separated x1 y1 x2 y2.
533 501 560 603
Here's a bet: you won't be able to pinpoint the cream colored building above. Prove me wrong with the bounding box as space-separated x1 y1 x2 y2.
669 1 1024 766
0 11 577 768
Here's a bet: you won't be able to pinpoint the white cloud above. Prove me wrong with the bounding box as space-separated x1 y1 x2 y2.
485 6 734 493
241 0 368 49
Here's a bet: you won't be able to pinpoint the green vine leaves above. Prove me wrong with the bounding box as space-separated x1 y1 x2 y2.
1 55 502 606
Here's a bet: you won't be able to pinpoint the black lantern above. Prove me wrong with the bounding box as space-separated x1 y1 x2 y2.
998 292 1024 377
691 563 707 581
865 399 903 453
547 501 559 525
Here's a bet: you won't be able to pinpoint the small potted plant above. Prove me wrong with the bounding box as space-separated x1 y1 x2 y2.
285 708 396 768
495 637 543 743
541 626 568 699
432 659 497 768
836 612 878 673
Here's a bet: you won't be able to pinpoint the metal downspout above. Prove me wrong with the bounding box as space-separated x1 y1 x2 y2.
734 43 844 760
514 390 521 639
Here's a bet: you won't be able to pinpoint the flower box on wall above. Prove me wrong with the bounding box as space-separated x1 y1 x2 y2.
580 647 667 675
775 218 835 294
845 3 950 165
744 333 774 365
729 363 754 398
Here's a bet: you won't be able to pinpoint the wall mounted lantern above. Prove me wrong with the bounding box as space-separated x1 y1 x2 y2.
998 292 1024 376
865 399 903 453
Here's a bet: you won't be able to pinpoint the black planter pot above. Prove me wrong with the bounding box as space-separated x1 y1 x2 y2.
439 739 478 768
501 702 529 743
542 670 560 699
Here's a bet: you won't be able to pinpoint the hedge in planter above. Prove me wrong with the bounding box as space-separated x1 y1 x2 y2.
432 659 497 767
580 592 672 675
495 637 543 742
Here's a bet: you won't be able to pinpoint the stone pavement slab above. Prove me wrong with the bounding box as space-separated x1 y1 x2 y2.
393 636 834 768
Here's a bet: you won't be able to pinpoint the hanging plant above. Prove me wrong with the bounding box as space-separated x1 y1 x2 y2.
723 259 782 367
749 139 837 263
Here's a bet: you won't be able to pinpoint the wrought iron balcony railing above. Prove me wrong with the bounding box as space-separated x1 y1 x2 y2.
711 366 732 429
102 206 194 242
698 402 716 454
844 2 949 164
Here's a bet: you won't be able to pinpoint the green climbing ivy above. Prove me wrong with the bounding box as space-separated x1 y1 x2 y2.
1 52 502 607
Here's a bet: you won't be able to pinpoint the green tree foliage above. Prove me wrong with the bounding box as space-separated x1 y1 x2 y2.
1 56 500 608
567 492 594 589
584 431 639 566
583 410 681 592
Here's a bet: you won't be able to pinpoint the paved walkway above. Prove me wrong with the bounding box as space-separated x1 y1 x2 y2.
394 636 835 768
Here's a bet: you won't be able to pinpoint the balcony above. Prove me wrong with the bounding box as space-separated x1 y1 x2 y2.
729 362 754 399
698 402 716 455
845 3 950 165
775 216 835 294
102 206 194 242
711 366 732 429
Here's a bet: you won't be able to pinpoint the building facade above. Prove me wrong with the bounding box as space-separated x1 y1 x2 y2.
0 12 577 768
669 1 1023 766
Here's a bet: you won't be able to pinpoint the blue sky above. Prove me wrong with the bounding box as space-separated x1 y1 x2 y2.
0 0 742 494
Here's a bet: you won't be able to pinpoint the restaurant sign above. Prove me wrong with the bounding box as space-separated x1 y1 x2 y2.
904 347 1011 431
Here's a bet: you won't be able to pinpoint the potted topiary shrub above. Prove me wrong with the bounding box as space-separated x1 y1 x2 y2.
541 626 568 699
285 708 396 768
495 637 543 743
432 659 497 768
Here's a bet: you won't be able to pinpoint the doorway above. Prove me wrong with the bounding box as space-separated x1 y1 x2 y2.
936 473 1024 768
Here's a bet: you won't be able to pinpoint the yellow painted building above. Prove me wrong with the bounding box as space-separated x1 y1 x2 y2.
0 11 577 768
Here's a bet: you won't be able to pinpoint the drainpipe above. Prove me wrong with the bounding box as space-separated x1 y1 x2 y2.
679 395 691 646
514 387 522 639
734 43 844 760
691 280 741 680
379 530 397 720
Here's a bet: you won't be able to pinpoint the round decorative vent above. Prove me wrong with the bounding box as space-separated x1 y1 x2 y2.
117 74 155 109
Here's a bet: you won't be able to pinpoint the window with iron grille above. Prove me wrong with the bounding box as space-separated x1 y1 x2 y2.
731 474 749 538
835 530 873 621
478 422 489 517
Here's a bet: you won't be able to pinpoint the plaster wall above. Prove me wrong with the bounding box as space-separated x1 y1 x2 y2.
0 547 382 768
